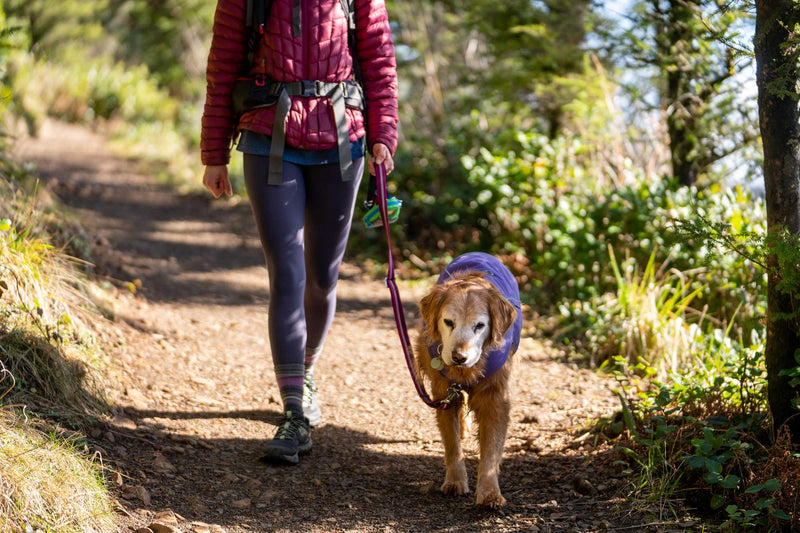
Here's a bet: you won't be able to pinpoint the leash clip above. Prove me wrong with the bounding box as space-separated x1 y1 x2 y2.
441 384 464 407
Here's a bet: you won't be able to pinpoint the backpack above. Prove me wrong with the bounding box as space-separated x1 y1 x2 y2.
235 0 365 184
244 0 357 68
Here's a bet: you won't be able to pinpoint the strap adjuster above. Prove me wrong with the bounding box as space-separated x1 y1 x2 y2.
300 80 320 97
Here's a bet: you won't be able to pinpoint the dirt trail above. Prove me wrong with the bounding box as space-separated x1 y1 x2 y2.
11 120 656 533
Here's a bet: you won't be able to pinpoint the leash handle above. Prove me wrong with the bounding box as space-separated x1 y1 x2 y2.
375 163 452 410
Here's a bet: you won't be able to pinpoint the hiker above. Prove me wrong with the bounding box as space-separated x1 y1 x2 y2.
200 0 398 465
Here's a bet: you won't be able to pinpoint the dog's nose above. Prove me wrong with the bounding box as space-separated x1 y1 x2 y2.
451 351 467 365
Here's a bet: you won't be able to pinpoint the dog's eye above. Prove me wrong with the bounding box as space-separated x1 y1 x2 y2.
473 322 485 332
443 319 455 329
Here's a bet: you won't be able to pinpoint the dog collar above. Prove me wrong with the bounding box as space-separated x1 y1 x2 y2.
426 339 514 391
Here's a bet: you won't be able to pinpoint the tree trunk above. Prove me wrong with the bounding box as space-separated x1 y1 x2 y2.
755 0 800 441
660 0 703 187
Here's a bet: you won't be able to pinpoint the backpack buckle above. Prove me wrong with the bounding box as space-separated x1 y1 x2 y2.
300 80 319 97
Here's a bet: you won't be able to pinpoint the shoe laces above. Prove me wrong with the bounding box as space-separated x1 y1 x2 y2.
302 375 317 405
275 411 306 440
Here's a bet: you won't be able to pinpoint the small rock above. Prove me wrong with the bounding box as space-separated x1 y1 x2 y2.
149 524 178 533
149 510 180 533
187 497 209 514
220 471 238 484
419 481 436 495
135 528 154 533
257 489 279 502
572 477 596 495
232 498 251 508
113 412 138 430
122 485 151 505
243 478 262 494
152 453 177 474
92 444 108 457
197 440 217 451
153 510 179 525
190 376 217 388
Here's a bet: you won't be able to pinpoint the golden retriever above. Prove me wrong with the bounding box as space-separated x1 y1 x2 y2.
414 252 521 508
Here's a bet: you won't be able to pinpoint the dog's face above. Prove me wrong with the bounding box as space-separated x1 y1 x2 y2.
420 273 517 369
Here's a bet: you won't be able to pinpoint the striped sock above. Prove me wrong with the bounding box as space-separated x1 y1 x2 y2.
304 346 323 377
275 363 305 414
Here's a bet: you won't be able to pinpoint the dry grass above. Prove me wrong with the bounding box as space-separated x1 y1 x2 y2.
0 409 117 532
0 166 119 531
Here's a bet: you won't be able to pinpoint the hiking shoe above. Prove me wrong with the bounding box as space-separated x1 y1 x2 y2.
303 374 322 427
260 411 312 466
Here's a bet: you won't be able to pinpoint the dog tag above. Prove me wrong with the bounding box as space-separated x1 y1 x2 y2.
430 357 444 370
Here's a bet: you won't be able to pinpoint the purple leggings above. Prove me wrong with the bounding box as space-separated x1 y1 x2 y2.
243 154 364 413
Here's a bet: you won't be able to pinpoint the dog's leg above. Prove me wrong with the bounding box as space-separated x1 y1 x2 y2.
437 404 469 496
471 390 509 508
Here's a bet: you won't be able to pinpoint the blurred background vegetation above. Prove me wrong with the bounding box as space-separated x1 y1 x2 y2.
1 0 798 529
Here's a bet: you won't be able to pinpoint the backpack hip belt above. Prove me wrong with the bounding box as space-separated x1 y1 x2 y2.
265 79 364 185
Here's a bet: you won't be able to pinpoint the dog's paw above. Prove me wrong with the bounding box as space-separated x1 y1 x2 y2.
441 478 470 496
476 487 506 508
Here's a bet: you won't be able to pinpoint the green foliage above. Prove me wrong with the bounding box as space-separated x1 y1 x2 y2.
1 0 210 190
565 247 706 373
598 297 800 531
7 52 178 125
105 0 214 97
602 352 796 529
615 0 759 186
453 127 766 326
3 0 111 60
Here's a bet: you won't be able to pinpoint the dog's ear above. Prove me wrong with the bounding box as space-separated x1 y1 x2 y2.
419 285 447 339
488 288 517 347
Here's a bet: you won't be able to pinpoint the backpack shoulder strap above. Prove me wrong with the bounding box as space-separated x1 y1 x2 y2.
341 0 362 86
340 0 355 30
245 0 274 66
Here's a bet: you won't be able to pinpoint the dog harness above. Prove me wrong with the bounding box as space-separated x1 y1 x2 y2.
425 252 523 390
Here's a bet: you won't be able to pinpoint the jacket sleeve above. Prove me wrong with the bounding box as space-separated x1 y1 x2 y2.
354 0 399 155
201 0 250 166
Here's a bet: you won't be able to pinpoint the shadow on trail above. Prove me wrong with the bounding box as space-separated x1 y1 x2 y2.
32 152 411 315
108 408 629 533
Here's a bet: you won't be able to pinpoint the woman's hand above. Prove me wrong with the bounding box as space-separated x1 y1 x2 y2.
203 165 233 198
369 142 394 175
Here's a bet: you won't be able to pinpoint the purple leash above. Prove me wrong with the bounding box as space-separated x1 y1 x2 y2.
374 163 461 410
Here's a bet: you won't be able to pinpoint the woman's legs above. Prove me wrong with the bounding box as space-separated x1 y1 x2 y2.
243 154 363 417
302 159 364 365
244 156 308 415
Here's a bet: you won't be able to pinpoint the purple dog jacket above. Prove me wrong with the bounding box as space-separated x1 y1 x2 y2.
426 252 523 387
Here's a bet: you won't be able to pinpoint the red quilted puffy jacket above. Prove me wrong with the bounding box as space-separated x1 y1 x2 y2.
201 0 399 166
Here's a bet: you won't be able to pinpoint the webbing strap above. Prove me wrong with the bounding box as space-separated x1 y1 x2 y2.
292 0 301 36
267 81 360 185
375 164 455 410
330 84 354 181
268 89 292 185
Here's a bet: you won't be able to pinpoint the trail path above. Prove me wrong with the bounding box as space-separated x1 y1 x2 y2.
12 120 655 533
